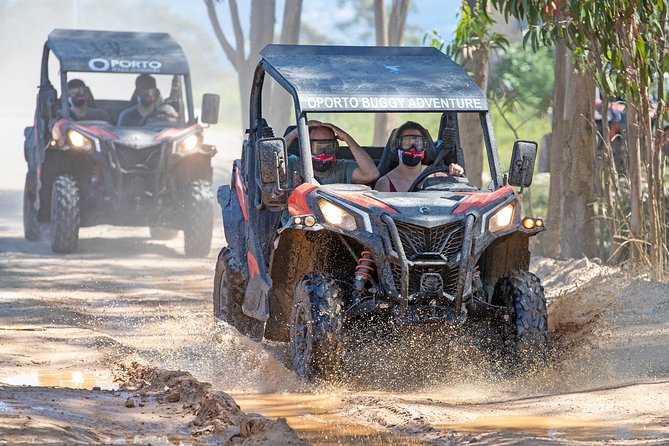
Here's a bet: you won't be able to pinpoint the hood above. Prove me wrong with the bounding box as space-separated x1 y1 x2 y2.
73 122 196 149
323 186 516 228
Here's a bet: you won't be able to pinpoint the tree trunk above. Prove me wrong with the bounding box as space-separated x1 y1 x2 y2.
372 0 409 146
460 46 489 188
268 0 303 133
558 56 597 258
540 41 567 258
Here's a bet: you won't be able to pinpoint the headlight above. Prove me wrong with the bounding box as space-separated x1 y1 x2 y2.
488 203 515 232
318 199 357 231
67 129 92 151
176 134 201 154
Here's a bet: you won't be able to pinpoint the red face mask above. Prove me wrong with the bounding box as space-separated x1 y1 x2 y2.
311 152 336 172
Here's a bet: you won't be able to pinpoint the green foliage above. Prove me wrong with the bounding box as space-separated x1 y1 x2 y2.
438 1 509 63
489 43 554 115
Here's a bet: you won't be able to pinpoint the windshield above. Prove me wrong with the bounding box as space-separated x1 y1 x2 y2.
60 72 189 127
282 111 498 191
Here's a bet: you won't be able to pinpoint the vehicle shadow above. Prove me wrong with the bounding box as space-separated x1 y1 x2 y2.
0 189 194 259
0 234 185 259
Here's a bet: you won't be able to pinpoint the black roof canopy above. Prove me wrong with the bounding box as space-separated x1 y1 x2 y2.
47 29 190 75
260 44 488 113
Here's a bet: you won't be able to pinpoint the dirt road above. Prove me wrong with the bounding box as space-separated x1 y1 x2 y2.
1 187 668 445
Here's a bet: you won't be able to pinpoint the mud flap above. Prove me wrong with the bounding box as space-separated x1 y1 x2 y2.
242 236 271 322
243 273 271 322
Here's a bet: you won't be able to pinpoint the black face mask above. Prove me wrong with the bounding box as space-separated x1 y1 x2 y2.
398 148 424 167
139 96 157 107
312 153 336 172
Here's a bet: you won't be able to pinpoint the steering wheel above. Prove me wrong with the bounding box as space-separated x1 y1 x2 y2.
408 165 466 192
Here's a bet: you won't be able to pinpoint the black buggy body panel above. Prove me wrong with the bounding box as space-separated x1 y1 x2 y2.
47 29 190 74
260 45 489 113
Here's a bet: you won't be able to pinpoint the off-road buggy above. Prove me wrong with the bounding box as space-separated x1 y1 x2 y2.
214 45 547 380
24 29 220 256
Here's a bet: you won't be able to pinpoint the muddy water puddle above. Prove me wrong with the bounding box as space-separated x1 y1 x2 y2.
0 369 115 390
231 392 429 445
439 414 667 442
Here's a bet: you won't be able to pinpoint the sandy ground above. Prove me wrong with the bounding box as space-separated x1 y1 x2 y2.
0 127 668 444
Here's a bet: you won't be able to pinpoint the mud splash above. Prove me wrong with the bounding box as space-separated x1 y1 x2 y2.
232 392 430 446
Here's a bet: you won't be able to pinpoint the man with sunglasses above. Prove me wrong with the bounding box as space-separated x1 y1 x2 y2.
285 120 379 186
375 121 464 192
117 74 178 126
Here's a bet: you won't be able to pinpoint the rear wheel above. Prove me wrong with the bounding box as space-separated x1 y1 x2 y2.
50 175 80 254
213 247 264 340
493 271 548 369
149 226 179 240
183 180 214 257
23 174 40 241
290 272 345 381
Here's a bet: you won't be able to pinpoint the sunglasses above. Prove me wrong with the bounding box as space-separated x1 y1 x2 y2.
398 135 428 152
310 139 338 156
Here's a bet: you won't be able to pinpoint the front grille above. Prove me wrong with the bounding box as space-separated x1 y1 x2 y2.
390 262 460 298
116 145 162 171
388 220 464 299
409 265 459 297
395 220 464 261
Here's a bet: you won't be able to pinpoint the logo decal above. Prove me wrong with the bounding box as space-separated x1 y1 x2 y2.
87 58 162 73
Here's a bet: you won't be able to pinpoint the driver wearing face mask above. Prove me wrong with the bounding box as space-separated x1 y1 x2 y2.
117 74 178 127
285 121 379 186
374 121 464 192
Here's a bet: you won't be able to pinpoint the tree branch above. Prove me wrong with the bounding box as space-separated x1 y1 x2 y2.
280 0 302 44
229 0 246 63
388 0 409 46
204 0 238 68
373 0 387 46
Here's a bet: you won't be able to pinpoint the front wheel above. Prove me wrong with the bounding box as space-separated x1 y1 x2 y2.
493 271 548 368
50 175 80 254
183 180 214 257
213 247 264 340
290 272 345 381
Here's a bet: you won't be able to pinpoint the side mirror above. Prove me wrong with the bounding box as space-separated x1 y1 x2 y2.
201 93 220 124
257 137 288 208
508 140 537 189
257 137 287 185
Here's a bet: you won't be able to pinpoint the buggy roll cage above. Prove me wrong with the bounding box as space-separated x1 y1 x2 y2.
41 29 195 123
249 44 504 189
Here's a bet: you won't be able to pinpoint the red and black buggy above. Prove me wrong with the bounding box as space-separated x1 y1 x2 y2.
24 29 220 256
214 45 547 380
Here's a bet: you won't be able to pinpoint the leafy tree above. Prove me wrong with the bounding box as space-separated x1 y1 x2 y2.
488 44 553 116
428 1 508 187
488 0 668 275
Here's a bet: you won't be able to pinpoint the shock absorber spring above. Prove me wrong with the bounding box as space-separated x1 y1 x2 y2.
354 250 376 292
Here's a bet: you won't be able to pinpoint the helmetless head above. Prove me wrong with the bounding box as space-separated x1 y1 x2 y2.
135 74 159 108
67 79 89 108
